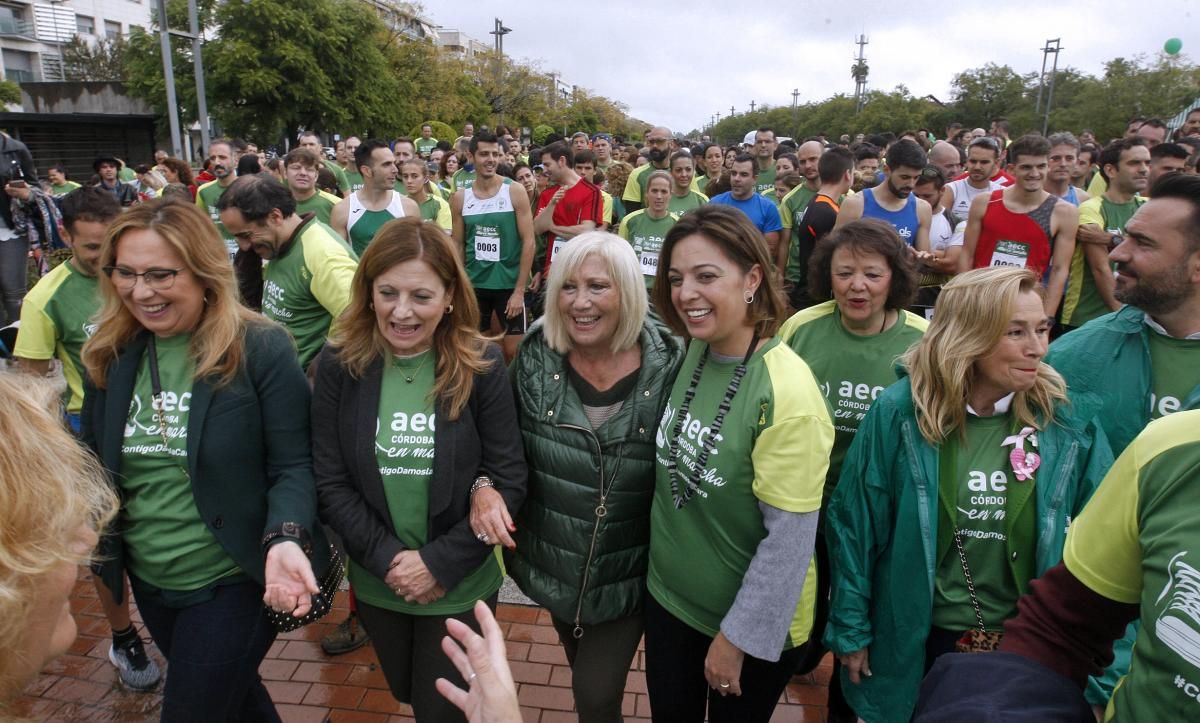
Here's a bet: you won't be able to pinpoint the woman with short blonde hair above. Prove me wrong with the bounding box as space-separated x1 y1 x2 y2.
486 231 682 722
0 375 118 706
824 266 1114 723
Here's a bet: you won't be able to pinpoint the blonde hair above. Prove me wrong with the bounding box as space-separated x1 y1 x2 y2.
0 373 118 702
82 199 264 389
903 267 1067 445
542 231 647 354
330 218 491 421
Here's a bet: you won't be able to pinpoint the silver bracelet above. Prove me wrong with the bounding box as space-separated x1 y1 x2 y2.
470 476 495 496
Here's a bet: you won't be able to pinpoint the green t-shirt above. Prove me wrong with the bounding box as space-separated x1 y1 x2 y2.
415 137 438 156
1062 410 1200 722
324 160 351 194
118 166 136 182
350 353 503 614
778 302 928 499
461 180 522 291
617 209 678 288
418 194 452 231
294 190 342 226
262 217 357 369
452 168 477 192
667 190 708 216
931 414 1035 632
13 261 98 413
196 180 238 259
50 180 82 197
119 334 240 590
755 164 777 195
648 339 833 647
780 184 819 283
1062 195 1144 327
1147 329 1200 420
345 170 365 194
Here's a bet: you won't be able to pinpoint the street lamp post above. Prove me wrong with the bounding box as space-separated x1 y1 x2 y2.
490 18 511 128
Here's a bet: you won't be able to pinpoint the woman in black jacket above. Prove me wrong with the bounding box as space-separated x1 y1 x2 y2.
312 217 526 722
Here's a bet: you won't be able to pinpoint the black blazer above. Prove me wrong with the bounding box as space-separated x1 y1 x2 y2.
312 342 527 591
83 323 331 603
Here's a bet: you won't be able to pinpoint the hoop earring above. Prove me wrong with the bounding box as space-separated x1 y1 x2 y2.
744 290 755 304
445 304 454 314
203 290 213 305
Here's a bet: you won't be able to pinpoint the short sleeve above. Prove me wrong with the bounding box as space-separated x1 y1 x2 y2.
752 413 831 513
762 201 784 233
1063 441 1142 604
12 302 57 360
1078 198 1104 228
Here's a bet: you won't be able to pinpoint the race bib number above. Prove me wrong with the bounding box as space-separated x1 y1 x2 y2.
990 239 1029 268
474 233 501 263
550 236 569 263
640 250 659 277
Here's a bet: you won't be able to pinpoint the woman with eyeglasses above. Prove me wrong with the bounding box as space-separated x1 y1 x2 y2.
81 199 331 721
645 205 834 722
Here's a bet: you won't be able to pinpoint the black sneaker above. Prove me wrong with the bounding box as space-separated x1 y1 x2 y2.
320 613 370 655
108 635 162 691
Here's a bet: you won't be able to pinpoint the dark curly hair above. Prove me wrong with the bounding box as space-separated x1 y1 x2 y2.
807 218 919 310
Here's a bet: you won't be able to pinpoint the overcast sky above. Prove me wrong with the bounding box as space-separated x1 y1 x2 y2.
426 0 1195 133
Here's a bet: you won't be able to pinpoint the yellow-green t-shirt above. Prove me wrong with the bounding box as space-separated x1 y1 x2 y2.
13 261 98 413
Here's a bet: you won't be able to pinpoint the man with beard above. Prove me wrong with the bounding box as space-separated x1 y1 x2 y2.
942 137 1006 223
533 141 601 277
928 140 964 180
330 139 419 257
752 127 779 194
835 139 931 251
195 139 240 257
1060 138 1150 330
621 125 674 213
959 134 1077 317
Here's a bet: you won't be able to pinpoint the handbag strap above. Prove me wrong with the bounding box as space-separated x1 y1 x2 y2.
952 527 988 633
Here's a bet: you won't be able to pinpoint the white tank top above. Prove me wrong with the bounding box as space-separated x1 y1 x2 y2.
346 189 407 235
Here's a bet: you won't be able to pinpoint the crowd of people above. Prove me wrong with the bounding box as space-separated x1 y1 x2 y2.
0 105 1199 723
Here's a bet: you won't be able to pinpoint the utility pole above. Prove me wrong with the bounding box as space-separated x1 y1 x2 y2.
1036 39 1062 135
791 88 799 130
490 18 512 127
853 34 869 113
187 0 209 158
155 0 182 157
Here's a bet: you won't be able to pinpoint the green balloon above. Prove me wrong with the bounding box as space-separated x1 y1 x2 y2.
1164 37 1183 55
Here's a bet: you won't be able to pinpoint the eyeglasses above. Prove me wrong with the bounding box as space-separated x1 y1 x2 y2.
103 266 186 290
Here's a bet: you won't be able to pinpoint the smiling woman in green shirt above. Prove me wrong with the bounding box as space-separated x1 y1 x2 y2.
81 200 331 722
312 218 526 722
824 267 1113 723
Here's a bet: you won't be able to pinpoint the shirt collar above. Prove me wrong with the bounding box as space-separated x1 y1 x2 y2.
967 392 1014 417
1143 314 1200 341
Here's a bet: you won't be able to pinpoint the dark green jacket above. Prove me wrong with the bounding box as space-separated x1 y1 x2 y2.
506 320 682 627
83 322 330 604
823 376 1112 723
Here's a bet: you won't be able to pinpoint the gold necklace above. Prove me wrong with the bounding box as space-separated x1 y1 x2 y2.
394 351 432 383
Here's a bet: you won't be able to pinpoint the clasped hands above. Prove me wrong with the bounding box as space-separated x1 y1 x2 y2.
387 549 446 605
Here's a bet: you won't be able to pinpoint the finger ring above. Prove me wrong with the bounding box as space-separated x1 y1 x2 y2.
719 682 731 688
477 532 490 543
468 672 477 681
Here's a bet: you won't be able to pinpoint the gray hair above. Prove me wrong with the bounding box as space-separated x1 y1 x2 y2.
542 231 647 354
1047 132 1080 151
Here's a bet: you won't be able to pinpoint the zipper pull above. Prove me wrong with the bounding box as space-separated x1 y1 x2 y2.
573 625 584 639
595 504 607 518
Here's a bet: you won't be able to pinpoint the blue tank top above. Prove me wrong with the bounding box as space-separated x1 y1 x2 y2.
862 187 920 245
1060 186 1080 206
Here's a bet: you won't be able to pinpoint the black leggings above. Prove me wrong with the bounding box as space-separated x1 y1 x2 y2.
356 594 497 722
644 593 806 723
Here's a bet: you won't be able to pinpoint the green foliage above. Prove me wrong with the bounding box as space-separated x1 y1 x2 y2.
532 124 555 145
62 36 128 81
0 80 20 106
409 120 456 143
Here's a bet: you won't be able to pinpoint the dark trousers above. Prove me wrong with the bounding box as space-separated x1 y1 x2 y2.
550 614 645 723
133 579 280 723
0 235 26 325
356 594 497 723
644 594 806 723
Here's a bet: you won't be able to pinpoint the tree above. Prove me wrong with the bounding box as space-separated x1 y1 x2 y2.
62 36 127 81
949 64 1034 129
0 80 20 106
122 0 219 133
204 0 403 142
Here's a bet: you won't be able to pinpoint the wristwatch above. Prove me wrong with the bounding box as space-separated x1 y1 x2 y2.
262 522 313 556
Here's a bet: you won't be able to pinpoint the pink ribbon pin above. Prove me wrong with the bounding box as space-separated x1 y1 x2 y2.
1003 426 1041 481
